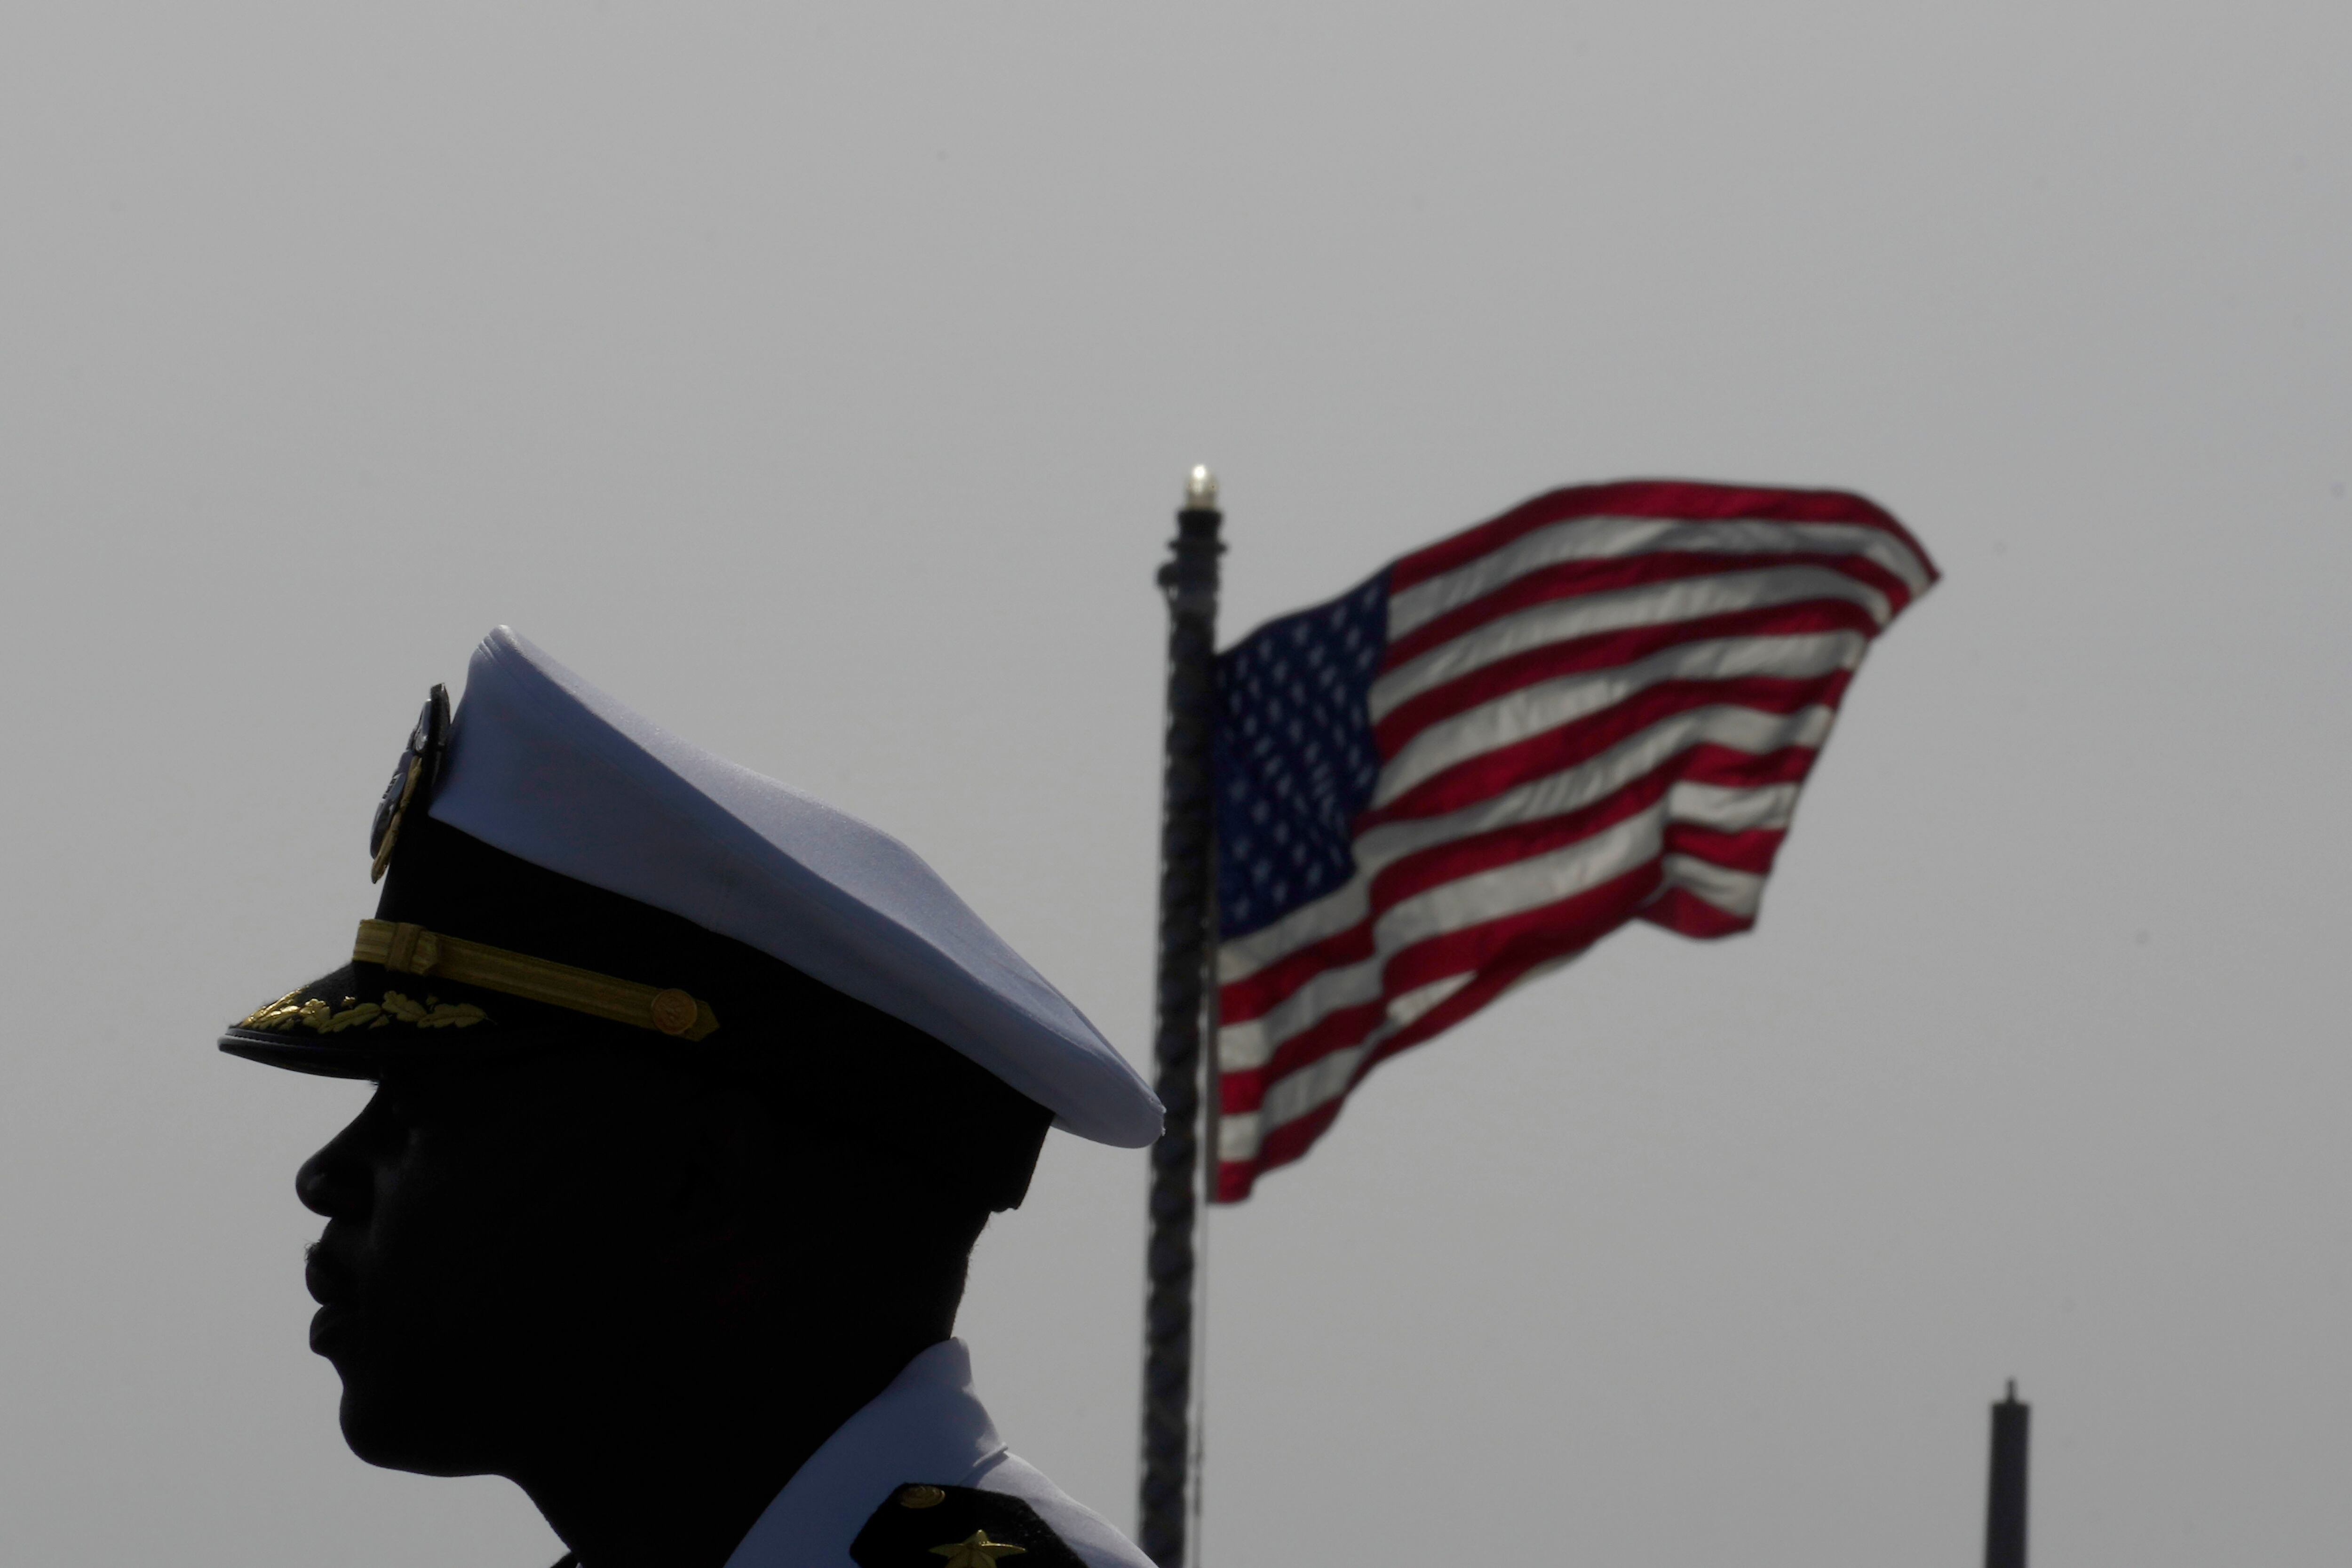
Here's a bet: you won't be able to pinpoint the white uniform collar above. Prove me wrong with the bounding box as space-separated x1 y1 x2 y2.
721 1339 1005 1568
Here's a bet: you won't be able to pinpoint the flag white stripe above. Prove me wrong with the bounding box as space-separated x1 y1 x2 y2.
1225 968 1481 1162
1219 1108 1266 1163
1370 804 1661 959
1223 894 1769 1168
1232 926 1612 1158
1218 953 1383 1070
1222 807 1663 1070
1388 515 1933 639
1217 704 1836 986
1375 629 1867 809
1217 879 1371 986
1243 947 1583 1149
1655 852 1767 920
1668 780 1802 834
1370 565 1891 723
1350 708 1828 885
1216 488 1933 1192
1255 1040 1369 1142
1384 971 1478 1033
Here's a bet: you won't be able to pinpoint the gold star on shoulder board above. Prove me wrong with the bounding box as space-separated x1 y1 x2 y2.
930 1530 1027 1568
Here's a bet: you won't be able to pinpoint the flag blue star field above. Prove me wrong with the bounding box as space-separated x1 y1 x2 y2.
1209 481 1937 1200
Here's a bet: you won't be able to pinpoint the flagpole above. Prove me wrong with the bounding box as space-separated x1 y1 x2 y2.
1985 1381 2029 1568
1139 465 1223 1568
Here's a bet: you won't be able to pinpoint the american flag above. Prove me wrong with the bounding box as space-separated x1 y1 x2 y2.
1209 481 1936 1201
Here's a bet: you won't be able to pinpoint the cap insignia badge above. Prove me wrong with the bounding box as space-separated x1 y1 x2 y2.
370 683 452 883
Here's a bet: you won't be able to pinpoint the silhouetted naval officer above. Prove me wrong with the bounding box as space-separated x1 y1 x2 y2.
220 628 1162 1568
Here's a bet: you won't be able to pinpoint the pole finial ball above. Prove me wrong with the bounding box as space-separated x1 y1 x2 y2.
1185 465 1219 511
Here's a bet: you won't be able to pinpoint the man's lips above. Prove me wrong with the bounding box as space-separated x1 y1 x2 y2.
305 1243 364 1354
305 1244 355 1307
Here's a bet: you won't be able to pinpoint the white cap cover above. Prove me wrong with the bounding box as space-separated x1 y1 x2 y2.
427 627 1162 1148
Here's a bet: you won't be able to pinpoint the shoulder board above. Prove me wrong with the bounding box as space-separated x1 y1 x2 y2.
851 1483 1088 1568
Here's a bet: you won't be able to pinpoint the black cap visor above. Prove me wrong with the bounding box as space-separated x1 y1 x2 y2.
215 962 615 1079
216 820 1054 1208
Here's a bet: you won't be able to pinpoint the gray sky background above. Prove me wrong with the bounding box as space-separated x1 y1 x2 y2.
2 2 2347 1564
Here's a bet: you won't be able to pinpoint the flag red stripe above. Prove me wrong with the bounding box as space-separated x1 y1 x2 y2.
1366 921 1615 1073
1638 885 1759 939
1362 770 1672 920
1388 481 1930 594
1212 482 1932 1201
1363 670 1852 828
1218 1096 1347 1201
1660 822 1789 876
1221 860 1663 1110
1221 767 1672 1024
1220 745 1796 1027
1217 922 1378 1026
1219 907 1653 1197
1378 860 1663 1001
1383 549 1915 670
1218 1002 1381 1114
1373 599 1883 758
1674 741 1824 790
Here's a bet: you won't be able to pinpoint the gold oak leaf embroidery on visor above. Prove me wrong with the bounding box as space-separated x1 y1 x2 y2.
237 990 488 1034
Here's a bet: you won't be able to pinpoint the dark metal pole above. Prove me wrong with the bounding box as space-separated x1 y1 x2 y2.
1986 1381 2030 1568
1139 466 1223 1568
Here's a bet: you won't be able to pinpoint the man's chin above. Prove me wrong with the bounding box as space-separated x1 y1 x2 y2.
334 1380 502 1478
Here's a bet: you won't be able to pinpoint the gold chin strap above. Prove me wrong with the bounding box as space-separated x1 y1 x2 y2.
353 919 721 1041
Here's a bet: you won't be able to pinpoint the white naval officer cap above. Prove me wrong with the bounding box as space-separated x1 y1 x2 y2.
221 626 1164 1154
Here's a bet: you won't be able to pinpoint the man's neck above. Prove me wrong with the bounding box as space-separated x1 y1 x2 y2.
512 1333 939 1568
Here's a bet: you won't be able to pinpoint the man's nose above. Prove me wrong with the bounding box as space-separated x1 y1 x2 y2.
296 1124 369 1218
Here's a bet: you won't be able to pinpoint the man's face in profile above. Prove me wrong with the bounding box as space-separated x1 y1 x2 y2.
298 1052 669 1476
